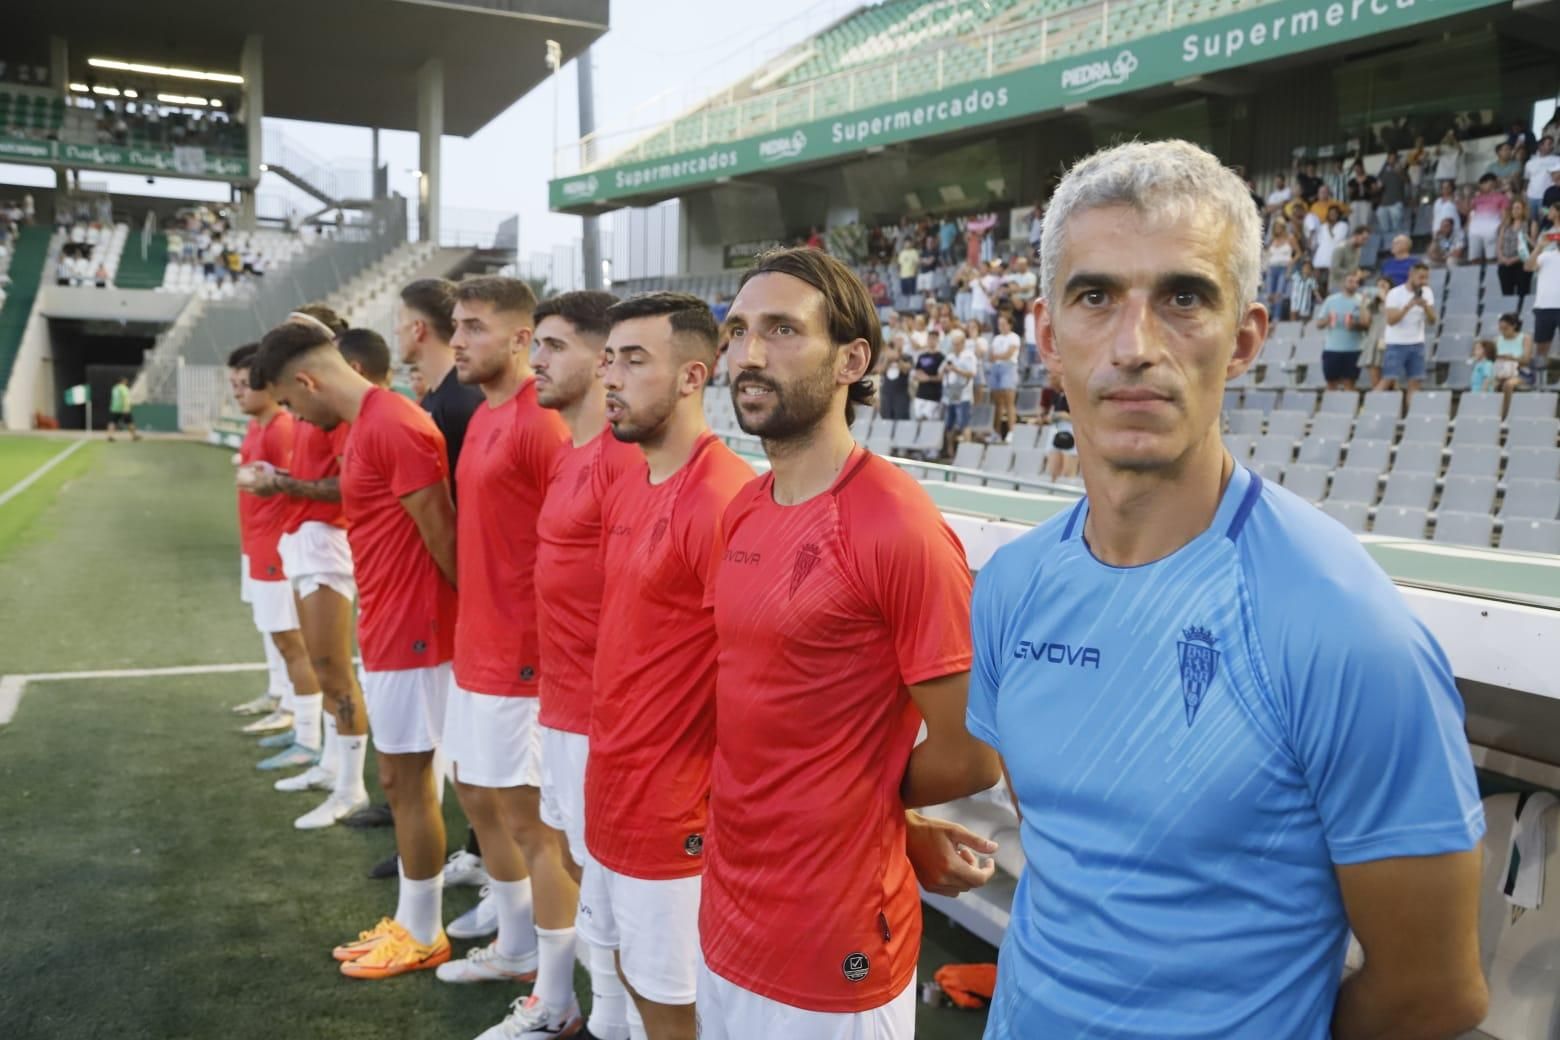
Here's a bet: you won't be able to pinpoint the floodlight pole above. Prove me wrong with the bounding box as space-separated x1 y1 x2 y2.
577 46 602 291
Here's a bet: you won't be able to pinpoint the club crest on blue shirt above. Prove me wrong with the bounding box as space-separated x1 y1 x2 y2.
1177 625 1219 727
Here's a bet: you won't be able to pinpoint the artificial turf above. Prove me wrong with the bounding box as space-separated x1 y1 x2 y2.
0 437 996 1038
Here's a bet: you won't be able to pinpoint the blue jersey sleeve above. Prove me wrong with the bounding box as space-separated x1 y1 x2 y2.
1253 539 1485 865
966 553 1007 753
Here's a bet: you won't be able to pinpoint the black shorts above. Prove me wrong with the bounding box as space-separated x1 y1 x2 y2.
1321 351 1361 384
109 411 133 426
1535 308 1559 348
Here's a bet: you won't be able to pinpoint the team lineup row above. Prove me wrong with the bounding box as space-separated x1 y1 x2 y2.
231 140 1490 1040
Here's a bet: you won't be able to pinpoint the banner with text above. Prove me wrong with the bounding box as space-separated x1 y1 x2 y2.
0 134 249 180
550 0 1503 211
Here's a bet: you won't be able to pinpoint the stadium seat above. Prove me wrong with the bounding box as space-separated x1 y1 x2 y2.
1266 411 1307 439
1244 389 1279 415
1227 410 1264 436
1276 390 1318 415
1222 389 1242 413
1454 393 1503 424
1309 412 1353 441
1341 439 1391 474
1406 391 1452 421
850 416 873 443
1281 464 1329 504
1381 471 1436 510
1400 416 1450 444
1225 434 1255 460
1327 468 1381 505
1320 391 1359 415
1321 500 1369 533
1296 437 1344 469
1353 412 1399 442
1433 511 1494 547
1361 390 1403 417
1015 388 1042 417
1439 360 1474 390
967 405 996 442
980 445 1016 481
1008 424 1043 451
1373 506 1429 539
1500 519 1560 554
951 442 983 472
1505 447 1560 482
1251 435 1293 466
1391 440 1444 474
1438 475 1497 515
1449 416 1502 448
1508 392 1558 420
1247 460 1284 483
1501 480 1560 521
1445 445 1501 480
1506 418 1558 449
1011 448 1046 483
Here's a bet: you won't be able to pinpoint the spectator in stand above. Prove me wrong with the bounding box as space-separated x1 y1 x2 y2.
878 333 912 420
1005 255 1037 317
1486 143 1522 190
1288 261 1321 324
972 260 1000 331
1265 174 1293 222
1287 197 1320 246
1433 130 1463 187
1330 225 1369 293
1028 203 1044 257
1378 262 1436 401
1356 274 1392 388
965 318 991 407
1496 199 1537 311
1427 219 1468 267
1317 270 1367 390
939 215 960 264
896 238 919 300
1542 171 1560 230
987 313 1021 442
1405 137 1428 196
909 313 930 350
55 255 70 286
1264 218 1299 319
94 262 109 288
952 263 976 322
1468 340 1496 392
942 329 978 458
1037 370 1077 482
1375 150 1409 235
910 327 945 421
1526 229 1560 370
1308 184 1347 224
1345 160 1378 232
1380 234 1418 285
1294 159 1323 204
1432 180 1464 234
1508 121 1539 162
1310 206 1349 291
1524 136 1559 215
1467 174 1509 265
805 226 824 251
409 366 430 403
1491 312 1532 411
917 238 938 299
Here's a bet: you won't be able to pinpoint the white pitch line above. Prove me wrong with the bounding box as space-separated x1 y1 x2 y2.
0 438 88 509
0 660 267 726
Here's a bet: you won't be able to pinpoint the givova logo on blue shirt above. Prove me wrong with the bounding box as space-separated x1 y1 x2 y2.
1013 639 1101 668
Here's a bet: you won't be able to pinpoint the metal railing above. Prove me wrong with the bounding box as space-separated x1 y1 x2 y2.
555 0 1280 177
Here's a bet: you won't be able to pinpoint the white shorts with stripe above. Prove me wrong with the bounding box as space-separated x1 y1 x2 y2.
362 663 451 755
538 726 588 865
695 962 916 1040
442 686 542 789
576 856 701 1005
277 521 356 602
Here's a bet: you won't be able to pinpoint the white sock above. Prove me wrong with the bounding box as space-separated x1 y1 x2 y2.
394 864 444 945
625 997 648 1040
587 940 630 1040
321 715 340 775
490 878 537 958
263 637 292 700
334 735 368 802
535 925 577 1011
293 693 323 751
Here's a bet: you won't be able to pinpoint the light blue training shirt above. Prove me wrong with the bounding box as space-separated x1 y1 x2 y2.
967 464 1484 1039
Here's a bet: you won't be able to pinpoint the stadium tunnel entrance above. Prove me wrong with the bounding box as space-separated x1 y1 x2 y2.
47 318 155 430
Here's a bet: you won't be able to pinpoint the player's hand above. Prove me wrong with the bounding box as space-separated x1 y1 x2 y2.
905 810 998 897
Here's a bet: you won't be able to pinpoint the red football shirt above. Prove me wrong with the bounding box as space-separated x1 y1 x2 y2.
238 411 295 580
701 448 974 1013
340 387 456 672
453 380 568 697
282 420 350 534
534 426 642 733
587 432 753 879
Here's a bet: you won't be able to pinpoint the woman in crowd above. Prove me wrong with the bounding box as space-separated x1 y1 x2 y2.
877 332 913 421
1491 312 1533 411
1264 218 1300 319
1496 198 1537 310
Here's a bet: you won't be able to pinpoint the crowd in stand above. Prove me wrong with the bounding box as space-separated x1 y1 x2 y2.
87 94 246 153
168 207 270 285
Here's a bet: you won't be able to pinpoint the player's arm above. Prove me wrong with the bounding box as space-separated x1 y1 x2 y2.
252 469 340 501
400 481 457 587
1330 850 1487 1039
901 671 1002 809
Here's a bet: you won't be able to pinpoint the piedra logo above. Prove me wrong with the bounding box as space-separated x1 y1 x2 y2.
1060 50 1139 95
759 129 807 163
561 174 600 199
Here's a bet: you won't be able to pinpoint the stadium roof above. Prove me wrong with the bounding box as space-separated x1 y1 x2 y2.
10 0 609 137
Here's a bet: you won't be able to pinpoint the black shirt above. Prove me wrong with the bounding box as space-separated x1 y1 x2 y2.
914 350 945 402
419 366 483 502
1296 172 1323 203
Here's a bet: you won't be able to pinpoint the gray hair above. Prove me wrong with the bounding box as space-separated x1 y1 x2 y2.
1039 139 1262 314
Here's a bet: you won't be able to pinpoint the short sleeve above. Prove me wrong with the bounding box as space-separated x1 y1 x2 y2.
858 493 973 689
1281 595 1484 865
965 561 1005 752
381 418 448 499
264 416 295 470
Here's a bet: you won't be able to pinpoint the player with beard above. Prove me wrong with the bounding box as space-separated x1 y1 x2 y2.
434 277 582 1039
698 248 1001 1037
529 290 639 1040
579 293 752 1040
256 319 459 980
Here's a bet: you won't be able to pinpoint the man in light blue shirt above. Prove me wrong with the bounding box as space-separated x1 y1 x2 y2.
1317 270 1366 389
967 140 1487 1040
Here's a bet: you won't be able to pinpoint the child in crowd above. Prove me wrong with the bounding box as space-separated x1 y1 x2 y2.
1288 262 1322 324
1469 340 1496 392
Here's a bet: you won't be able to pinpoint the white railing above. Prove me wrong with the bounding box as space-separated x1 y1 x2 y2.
554 0 1283 178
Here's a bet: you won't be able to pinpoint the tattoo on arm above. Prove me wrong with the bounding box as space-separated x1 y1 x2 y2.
274 475 340 502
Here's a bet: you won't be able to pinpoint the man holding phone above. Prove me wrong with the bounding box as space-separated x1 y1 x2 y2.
1377 262 1436 402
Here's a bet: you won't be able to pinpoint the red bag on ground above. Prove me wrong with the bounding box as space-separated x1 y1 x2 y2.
934 963 998 1009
